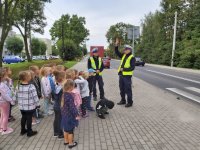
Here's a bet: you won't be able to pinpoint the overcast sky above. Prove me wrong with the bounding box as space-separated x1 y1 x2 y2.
14 0 161 48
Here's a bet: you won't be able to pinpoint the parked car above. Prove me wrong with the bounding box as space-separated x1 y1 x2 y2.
50 55 60 59
3 55 24 64
135 57 145 66
103 57 111 68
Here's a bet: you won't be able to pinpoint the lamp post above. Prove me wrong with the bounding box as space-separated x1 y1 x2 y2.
171 11 177 67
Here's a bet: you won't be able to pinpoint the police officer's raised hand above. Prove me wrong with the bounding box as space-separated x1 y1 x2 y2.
115 38 120 46
120 68 123 71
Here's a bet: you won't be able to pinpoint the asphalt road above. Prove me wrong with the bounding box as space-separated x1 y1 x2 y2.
111 59 200 103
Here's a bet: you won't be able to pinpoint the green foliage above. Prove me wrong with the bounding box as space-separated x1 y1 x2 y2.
31 38 47 55
6 36 24 55
0 0 20 66
105 22 133 59
52 45 59 56
135 0 200 69
57 39 82 60
40 41 47 55
13 0 50 61
50 14 89 60
81 44 88 55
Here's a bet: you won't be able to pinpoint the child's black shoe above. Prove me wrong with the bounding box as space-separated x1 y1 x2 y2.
68 142 78 149
27 131 37 137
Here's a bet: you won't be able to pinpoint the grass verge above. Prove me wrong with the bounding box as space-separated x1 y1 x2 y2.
3 59 77 85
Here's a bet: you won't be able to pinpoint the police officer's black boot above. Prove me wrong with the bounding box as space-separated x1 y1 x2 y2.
117 100 126 105
125 103 132 107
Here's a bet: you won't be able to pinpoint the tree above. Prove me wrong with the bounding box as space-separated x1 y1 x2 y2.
14 0 51 62
52 45 59 56
31 38 41 55
50 14 89 45
50 14 89 60
57 39 81 60
40 41 47 55
0 0 20 66
31 38 47 55
6 36 23 55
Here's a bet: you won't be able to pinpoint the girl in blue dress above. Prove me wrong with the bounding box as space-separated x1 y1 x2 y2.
61 79 80 149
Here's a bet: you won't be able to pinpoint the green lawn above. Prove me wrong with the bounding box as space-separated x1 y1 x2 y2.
3 59 77 85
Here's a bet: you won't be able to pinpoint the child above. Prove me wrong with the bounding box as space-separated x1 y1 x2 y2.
29 71 40 125
29 65 43 119
79 72 94 117
66 69 82 112
16 71 39 137
56 65 65 72
53 70 66 139
0 68 15 135
96 98 115 119
61 79 80 149
40 67 53 116
3 66 15 122
29 66 42 99
87 69 96 111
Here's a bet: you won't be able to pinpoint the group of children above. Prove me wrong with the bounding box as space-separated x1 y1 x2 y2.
0 63 98 149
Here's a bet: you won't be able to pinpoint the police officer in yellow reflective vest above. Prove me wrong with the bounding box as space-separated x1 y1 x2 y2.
115 40 136 107
88 48 105 101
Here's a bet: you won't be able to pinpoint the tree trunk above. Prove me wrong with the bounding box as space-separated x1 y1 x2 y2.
23 35 31 62
0 41 4 67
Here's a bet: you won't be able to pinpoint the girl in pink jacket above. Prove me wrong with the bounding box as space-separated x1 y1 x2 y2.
0 68 15 135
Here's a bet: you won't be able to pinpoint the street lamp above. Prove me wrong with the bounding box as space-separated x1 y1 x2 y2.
171 11 177 67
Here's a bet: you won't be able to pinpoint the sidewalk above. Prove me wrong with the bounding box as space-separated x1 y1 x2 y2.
1 61 200 150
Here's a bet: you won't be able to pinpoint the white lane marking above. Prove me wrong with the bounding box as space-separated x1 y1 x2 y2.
185 87 200 94
147 69 200 84
166 88 200 103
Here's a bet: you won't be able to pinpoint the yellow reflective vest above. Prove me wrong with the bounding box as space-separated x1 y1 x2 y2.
118 54 134 76
90 57 103 76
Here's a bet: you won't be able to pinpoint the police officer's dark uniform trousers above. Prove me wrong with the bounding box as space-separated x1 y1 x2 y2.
88 56 105 100
115 46 135 107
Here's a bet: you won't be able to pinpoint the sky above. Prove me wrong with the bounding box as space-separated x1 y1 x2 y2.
14 0 161 48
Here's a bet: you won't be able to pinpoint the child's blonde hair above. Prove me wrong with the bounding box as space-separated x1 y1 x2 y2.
29 70 35 80
3 66 11 77
81 72 89 80
29 65 39 72
61 79 75 107
56 65 65 71
40 67 51 77
53 70 66 83
66 69 75 80
0 68 5 82
19 71 31 81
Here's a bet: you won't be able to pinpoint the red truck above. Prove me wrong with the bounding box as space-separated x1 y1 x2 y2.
90 46 111 68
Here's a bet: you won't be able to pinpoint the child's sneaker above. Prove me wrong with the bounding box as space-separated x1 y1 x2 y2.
2 127 13 135
0 128 3 133
82 113 89 118
48 110 54 115
88 107 95 111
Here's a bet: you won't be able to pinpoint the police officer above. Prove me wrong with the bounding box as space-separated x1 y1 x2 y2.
88 48 105 101
115 39 135 107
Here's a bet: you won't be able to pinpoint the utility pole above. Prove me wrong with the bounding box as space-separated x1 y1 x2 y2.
171 11 177 67
132 26 135 55
29 21 32 59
